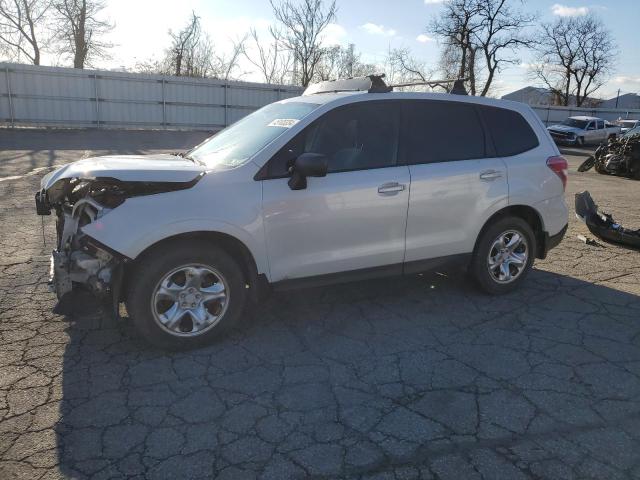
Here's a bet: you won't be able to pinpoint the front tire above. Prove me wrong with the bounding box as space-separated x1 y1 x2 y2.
126 240 247 349
470 217 535 295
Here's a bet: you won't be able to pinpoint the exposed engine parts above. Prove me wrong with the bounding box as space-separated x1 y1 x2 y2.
37 175 203 302
578 133 640 179
575 191 640 249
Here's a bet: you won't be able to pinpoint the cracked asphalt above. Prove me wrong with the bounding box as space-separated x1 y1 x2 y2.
1 129 640 479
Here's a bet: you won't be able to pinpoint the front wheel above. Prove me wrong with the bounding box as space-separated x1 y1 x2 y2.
576 136 585 147
470 217 535 295
126 241 247 349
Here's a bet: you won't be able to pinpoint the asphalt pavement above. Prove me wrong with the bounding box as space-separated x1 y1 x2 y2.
1 130 640 479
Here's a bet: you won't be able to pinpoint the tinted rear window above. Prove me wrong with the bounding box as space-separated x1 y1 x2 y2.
403 100 486 164
480 106 539 156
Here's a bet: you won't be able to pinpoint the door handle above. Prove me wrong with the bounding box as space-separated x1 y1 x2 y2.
378 182 406 195
479 170 503 181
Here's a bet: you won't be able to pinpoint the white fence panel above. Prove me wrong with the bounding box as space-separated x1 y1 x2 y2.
530 104 640 126
0 63 303 130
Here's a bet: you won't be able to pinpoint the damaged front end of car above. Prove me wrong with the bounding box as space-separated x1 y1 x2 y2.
36 166 205 313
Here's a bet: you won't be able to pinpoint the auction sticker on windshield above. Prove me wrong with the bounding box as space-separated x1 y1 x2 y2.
268 119 300 128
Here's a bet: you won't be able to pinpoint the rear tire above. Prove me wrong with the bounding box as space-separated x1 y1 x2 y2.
126 240 247 349
470 217 536 295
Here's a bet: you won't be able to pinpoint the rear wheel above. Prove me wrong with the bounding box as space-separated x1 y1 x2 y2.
470 217 535 295
126 241 247 349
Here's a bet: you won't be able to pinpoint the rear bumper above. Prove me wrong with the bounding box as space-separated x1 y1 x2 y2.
539 224 567 259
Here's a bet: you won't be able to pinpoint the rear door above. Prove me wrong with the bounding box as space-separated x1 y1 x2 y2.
401 100 508 263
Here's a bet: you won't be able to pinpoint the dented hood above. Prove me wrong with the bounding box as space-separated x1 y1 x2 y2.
41 154 206 191
547 124 581 135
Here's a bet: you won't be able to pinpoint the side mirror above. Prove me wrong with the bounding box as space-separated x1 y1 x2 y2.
288 153 328 190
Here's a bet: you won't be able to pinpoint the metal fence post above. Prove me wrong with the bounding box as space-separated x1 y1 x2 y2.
5 67 14 127
161 78 166 129
93 74 100 128
223 82 229 127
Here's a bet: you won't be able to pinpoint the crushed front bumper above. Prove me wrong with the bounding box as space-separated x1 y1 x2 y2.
48 250 73 299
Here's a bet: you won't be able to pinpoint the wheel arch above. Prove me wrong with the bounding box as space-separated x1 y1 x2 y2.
474 205 546 259
124 231 268 303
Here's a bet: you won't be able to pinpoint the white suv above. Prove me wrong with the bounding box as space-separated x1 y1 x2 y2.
36 76 568 349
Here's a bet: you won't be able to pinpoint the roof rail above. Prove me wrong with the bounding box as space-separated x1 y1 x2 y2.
389 78 468 95
303 75 468 96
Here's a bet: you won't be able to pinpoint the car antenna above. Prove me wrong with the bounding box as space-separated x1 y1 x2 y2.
388 78 469 95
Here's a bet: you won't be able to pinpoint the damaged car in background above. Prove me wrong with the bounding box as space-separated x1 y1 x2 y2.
578 126 640 179
35 76 568 349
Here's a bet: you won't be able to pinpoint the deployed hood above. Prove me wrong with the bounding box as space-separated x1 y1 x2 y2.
41 154 206 191
547 125 580 134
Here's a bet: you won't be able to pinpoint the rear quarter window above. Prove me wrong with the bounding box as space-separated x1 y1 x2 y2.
479 106 539 157
402 100 486 164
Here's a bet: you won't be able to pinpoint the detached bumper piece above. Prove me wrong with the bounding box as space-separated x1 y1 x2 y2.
575 191 640 249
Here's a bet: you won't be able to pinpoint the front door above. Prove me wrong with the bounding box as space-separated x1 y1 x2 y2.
260 101 410 282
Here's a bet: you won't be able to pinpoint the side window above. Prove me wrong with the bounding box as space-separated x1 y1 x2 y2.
479 105 539 157
597 120 605 129
265 101 400 177
402 100 486 164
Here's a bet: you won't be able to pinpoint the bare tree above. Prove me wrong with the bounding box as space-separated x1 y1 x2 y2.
474 0 535 96
314 43 376 81
430 0 483 94
0 0 50 64
52 0 113 69
243 26 292 84
210 34 247 80
532 14 616 106
430 0 534 96
139 14 246 81
168 11 200 76
270 0 337 87
387 46 433 84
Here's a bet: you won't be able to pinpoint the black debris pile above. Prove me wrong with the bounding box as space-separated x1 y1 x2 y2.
578 133 640 179
575 191 640 249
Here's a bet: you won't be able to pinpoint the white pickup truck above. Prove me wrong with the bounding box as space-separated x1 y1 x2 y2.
547 116 621 146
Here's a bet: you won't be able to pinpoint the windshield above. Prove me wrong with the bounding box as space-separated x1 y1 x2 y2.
189 101 319 168
561 118 589 129
623 125 640 137
620 120 637 127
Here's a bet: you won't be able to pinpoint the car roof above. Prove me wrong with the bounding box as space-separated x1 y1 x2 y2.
569 115 601 121
280 90 531 113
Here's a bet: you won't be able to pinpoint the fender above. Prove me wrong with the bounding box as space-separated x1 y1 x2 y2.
81 181 269 278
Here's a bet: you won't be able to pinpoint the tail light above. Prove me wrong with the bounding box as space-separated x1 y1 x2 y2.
547 155 568 190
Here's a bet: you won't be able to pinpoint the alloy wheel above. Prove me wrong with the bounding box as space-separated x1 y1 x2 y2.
151 264 229 337
486 230 529 284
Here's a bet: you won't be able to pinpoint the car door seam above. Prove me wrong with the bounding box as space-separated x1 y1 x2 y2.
402 165 412 267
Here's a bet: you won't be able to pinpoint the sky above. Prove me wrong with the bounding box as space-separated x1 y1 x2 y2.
88 0 640 99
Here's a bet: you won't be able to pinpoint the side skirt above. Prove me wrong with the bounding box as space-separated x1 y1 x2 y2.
271 253 472 292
